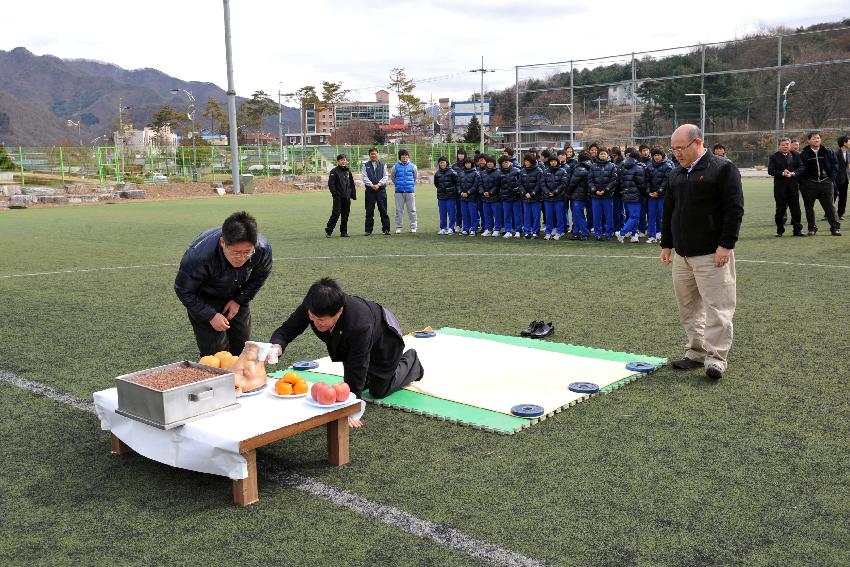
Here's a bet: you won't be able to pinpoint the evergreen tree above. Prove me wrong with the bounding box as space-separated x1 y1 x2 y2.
0 144 15 171
463 115 481 144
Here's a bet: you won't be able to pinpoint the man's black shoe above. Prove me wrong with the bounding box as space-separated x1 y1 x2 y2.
325 230 332 238
671 357 704 370
531 322 554 338
383 230 391 235
364 232 372 236
341 233 349 237
775 233 783 237
705 365 724 379
521 321 541 337
807 229 817 236
792 232 805 237
831 230 842 236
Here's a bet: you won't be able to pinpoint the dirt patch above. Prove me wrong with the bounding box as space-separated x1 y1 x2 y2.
141 178 325 200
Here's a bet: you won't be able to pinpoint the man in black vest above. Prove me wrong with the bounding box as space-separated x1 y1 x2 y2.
361 148 390 235
767 137 804 237
798 132 841 236
326 154 356 238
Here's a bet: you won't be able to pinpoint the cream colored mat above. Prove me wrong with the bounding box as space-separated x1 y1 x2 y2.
307 333 637 416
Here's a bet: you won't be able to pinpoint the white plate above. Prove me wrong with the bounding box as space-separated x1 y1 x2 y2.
303 391 357 410
237 383 267 397
268 381 312 399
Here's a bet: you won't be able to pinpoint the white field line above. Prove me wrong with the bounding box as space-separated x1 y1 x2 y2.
0 370 548 567
1 253 848 281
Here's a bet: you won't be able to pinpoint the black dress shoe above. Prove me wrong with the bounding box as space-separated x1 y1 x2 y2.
705 364 724 379
792 232 805 237
364 232 372 236
521 320 541 337
341 233 350 237
531 321 554 339
671 357 704 370
382 230 391 235
325 231 332 238
775 233 783 237
831 230 842 236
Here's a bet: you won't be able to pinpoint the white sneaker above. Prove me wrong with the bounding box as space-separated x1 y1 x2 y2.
638 231 646 238
630 234 639 243
461 230 468 236
395 228 402 234
492 230 501 237
411 228 417 233
446 228 454 234
616 233 625 243
438 229 446 235
646 236 656 243
503 231 513 238
482 230 492 237
655 232 662 240
553 233 561 241
514 232 521 238
543 233 551 240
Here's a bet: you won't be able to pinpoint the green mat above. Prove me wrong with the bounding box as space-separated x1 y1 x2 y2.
271 327 667 434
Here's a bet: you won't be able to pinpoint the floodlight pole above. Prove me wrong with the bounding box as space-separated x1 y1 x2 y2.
67 120 82 146
781 81 795 131
277 84 284 179
223 0 240 194
469 56 494 154
170 88 197 179
685 93 705 134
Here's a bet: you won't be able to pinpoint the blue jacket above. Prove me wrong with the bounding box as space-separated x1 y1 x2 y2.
451 159 466 175
392 161 416 193
434 166 459 200
590 158 618 198
519 164 542 202
541 164 568 202
567 160 593 201
480 167 501 202
646 159 674 198
457 167 481 202
498 165 522 201
174 228 273 322
619 157 646 203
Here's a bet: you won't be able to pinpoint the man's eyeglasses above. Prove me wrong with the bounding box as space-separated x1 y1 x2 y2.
671 138 697 154
227 247 255 259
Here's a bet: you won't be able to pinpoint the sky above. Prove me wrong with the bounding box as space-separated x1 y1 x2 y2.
2 1 846 110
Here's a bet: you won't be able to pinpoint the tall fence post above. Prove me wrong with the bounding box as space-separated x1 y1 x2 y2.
775 34 783 145
18 146 25 186
60 146 65 185
515 66 520 151
630 53 636 147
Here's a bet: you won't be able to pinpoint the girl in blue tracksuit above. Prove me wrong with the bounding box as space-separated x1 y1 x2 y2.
616 150 647 243
518 154 542 239
433 156 458 234
609 147 625 232
589 148 618 240
457 157 481 235
451 149 467 231
498 155 523 238
480 156 502 236
567 151 593 240
541 155 568 240
644 148 673 242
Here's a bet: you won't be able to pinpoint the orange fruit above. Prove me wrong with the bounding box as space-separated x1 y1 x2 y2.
220 355 239 370
213 351 232 362
292 381 309 395
275 380 293 396
282 371 301 385
199 355 220 368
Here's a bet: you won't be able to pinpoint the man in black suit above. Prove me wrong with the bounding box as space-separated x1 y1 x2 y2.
325 154 356 238
767 137 804 237
835 136 849 221
269 278 423 428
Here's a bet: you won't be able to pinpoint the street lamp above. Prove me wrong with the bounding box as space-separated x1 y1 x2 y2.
781 81 796 130
668 104 678 128
171 88 198 180
67 120 82 146
117 98 133 181
548 103 574 149
685 93 705 134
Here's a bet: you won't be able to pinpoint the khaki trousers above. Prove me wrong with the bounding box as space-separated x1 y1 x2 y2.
672 252 736 371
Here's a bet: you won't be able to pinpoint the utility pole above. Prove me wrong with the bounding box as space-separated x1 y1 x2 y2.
469 56 495 154
685 93 706 135
222 0 240 194
277 84 284 178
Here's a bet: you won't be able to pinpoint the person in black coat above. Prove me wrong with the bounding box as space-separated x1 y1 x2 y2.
835 135 849 220
798 132 841 236
269 278 423 428
175 211 273 357
326 154 357 237
767 137 804 237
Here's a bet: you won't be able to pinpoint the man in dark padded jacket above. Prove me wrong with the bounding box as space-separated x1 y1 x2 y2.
269 278 424 428
175 211 273 357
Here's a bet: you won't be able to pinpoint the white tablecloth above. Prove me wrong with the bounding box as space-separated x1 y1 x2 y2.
93 379 362 480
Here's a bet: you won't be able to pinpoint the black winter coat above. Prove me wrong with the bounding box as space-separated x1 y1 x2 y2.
328 165 356 200
174 228 273 322
519 165 542 202
457 167 481 201
567 161 593 201
661 151 744 256
646 159 674 198
767 151 803 192
498 165 522 201
541 165 568 201
619 158 646 203
434 167 459 200
480 168 501 202
590 159 618 198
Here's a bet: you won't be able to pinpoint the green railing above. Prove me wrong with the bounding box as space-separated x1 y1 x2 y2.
2 143 508 186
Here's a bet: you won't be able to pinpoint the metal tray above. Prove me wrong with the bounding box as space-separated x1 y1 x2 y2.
115 360 239 430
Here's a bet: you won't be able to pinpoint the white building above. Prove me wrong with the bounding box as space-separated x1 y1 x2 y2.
451 99 492 133
114 124 178 152
607 82 646 106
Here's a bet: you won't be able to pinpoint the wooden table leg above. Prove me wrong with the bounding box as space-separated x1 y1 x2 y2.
111 433 132 455
232 449 259 506
327 416 349 466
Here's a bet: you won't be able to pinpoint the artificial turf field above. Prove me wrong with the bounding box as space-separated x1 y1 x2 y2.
0 178 848 566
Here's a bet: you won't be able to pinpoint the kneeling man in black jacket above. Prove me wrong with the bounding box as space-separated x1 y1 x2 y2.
175 211 273 357
269 278 423 428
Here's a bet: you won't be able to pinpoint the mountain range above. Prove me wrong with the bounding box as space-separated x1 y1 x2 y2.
0 47 300 147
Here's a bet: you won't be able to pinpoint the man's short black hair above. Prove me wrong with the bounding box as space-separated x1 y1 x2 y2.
304 278 345 317
368 147 378 154
838 136 849 147
807 131 820 140
336 154 346 161
398 149 410 158
222 211 258 245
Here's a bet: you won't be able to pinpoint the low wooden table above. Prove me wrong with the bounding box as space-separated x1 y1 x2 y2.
110 403 360 506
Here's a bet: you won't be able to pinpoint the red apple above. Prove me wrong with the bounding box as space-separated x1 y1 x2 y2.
317 387 337 405
311 382 330 402
332 382 350 403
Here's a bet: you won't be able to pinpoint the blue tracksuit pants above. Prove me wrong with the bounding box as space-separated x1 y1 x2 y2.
620 202 642 236
438 198 457 231
648 197 664 236
571 200 589 237
591 198 614 237
523 201 541 235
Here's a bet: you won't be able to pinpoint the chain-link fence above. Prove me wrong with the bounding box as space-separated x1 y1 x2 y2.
1 142 506 187
511 25 850 167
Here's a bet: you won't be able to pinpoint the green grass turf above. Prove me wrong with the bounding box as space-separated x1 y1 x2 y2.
1 179 849 565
